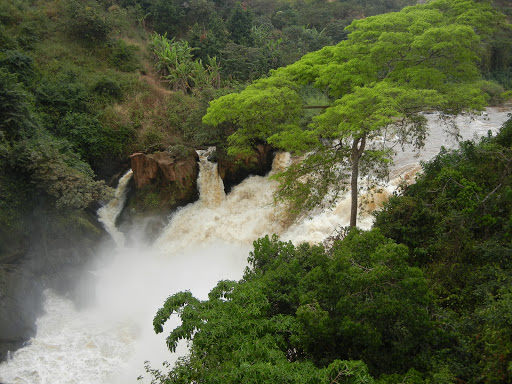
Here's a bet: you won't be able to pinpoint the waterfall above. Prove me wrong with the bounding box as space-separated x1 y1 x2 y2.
196 148 225 208
0 106 509 384
154 151 289 251
97 170 133 247
0 152 289 384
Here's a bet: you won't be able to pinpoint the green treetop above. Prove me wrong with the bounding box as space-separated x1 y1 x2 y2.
203 0 507 227
147 230 432 382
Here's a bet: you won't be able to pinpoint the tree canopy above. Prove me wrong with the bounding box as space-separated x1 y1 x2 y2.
146 230 433 383
203 0 508 226
374 117 512 382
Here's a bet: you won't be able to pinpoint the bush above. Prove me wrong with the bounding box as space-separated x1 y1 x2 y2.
109 39 140 72
55 112 105 161
13 133 112 210
63 0 112 43
0 50 35 85
0 0 24 26
35 72 90 129
0 69 37 140
92 76 123 100
54 112 133 163
0 25 18 50
478 80 505 105
150 0 184 36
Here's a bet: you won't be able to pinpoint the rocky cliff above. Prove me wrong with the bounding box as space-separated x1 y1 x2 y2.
130 149 200 191
128 147 200 211
215 144 274 192
0 209 108 361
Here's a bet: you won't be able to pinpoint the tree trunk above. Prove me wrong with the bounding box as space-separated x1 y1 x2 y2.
350 135 366 227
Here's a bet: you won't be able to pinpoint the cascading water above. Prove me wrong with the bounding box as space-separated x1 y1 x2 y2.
196 147 226 208
0 107 509 384
97 170 133 247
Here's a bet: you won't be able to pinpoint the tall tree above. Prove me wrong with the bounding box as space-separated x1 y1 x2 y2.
203 0 507 227
226 1 253 45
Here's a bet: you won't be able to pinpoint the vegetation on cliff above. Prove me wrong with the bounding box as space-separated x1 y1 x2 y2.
1 0 511 228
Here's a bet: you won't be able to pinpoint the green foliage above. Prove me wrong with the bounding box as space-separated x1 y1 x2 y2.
0 50 35 85
11 133 113 210
187 18 228 63
376 128 512 274
0 69 37 141
477 287 512 383
145 230 434 382
218 42 264 81
109 39 140 72
374 118 512 382
150 33 221 92
204 0 504 225
227 2 254 45
166 144 190 159
92 76 124 100
63 0 113 43
35 71 90 130
203 76 303 154
281 25 333 56
376 368 425 384
0 24 18 50
54 112 130 163
150 0 184 37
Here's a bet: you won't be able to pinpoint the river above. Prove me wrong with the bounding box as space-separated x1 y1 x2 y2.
0 107 509 384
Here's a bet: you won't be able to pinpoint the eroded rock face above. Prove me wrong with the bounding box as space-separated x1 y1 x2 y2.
0 210 108 362
124 149 200 230
216 144 274 192
0 264 41 361
130 150 199 190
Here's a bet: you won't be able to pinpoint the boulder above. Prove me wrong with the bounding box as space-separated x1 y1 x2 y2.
216 144 274 192
123 149 200 229
130 150 199 190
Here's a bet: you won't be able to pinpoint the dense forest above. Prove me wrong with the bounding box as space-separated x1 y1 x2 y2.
1 0 512 382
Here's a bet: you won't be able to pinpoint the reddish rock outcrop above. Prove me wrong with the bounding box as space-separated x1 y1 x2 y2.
130 150 199 189
128 149 200 214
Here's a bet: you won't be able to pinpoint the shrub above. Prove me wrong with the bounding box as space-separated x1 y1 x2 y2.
13 133 112 210
0 50 35 85
63 0 112 43
35 70 90 129
55 112 105 161
478 80 505 105
109 39 140 72
0 69 37 140
92 76 123 100
0 25 18 50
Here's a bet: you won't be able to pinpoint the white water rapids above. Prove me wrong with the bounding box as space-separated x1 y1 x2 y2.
0 107 510 384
